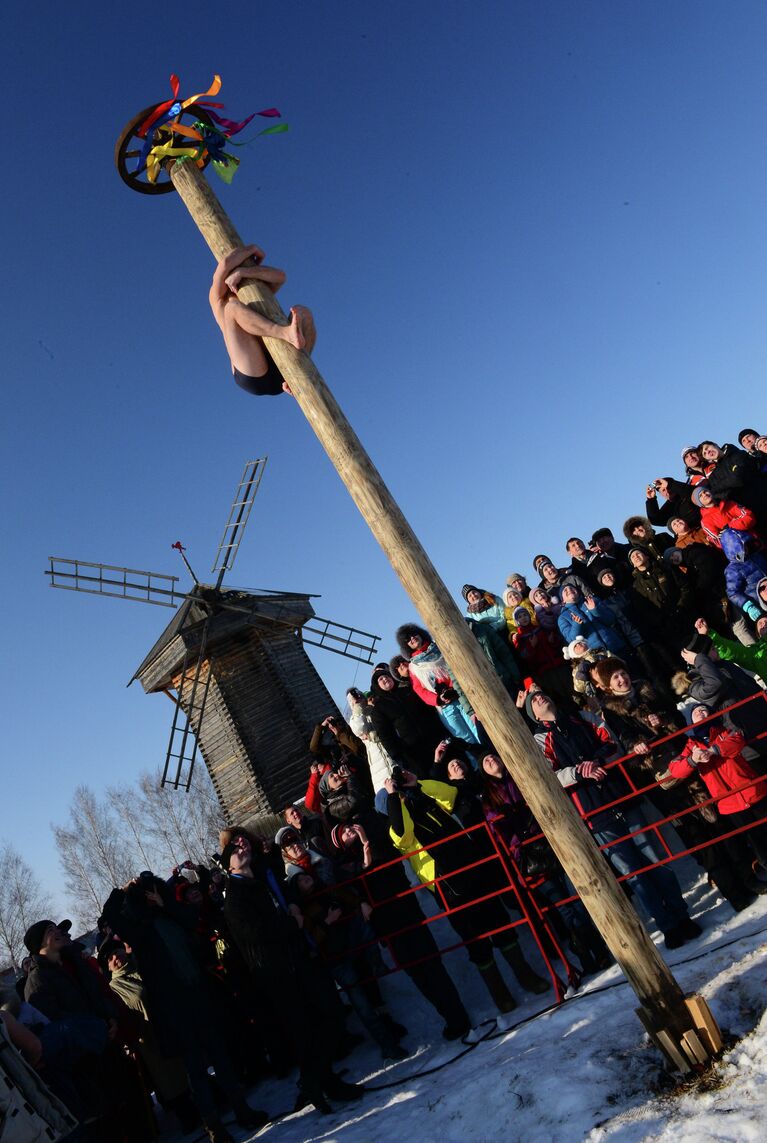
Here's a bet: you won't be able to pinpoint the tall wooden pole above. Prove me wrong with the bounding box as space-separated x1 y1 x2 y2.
167 158 718 1065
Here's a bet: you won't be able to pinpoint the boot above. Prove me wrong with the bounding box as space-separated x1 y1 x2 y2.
568 924 613 975
323 1072 366 1102
231 1095 269 1130
501 943 550 995
295 1081 331 1115
202 1116 235 1143
476 961 517 1014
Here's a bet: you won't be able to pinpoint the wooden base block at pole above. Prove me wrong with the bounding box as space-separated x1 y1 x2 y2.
636 994 724 1073
165 156 720 1070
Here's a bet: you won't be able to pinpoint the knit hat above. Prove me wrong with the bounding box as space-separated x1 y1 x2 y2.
691 483 710 508
506 572 527 587
513 605 531 624
461 584 479 601
24 920 56 954
663 547 683 564
681 445 698 461
592 657 628 691
738 428 758 446
596 567 615 585
532 555 550 574
371 663 394 690
524 689 548 721
628 545 647 563
329 823 349 850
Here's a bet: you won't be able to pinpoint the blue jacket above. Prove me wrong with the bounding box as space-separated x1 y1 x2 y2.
721 528 767 610
557 598 629 655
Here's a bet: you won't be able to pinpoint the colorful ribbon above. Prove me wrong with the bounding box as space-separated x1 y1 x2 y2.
135 75 287 185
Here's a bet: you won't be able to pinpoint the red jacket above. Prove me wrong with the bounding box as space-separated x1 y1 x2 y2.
668 725 767 814
700 500 756 545
304 763 331 813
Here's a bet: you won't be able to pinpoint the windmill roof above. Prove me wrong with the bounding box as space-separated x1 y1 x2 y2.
129 586 317 687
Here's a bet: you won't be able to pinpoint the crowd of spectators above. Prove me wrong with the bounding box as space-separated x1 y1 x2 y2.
3 428 767 1142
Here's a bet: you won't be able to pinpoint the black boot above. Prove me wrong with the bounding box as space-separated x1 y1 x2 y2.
477 961 517 1014
323 1072 366 1102
231 1095 269 1130
501 943 550 995
569 924 613 975
295 1081 332 1115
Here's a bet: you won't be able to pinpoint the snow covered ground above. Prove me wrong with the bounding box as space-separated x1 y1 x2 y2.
166 866 767 1143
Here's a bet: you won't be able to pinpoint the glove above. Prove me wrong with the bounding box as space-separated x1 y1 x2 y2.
744 601 762 622
577 760 607 781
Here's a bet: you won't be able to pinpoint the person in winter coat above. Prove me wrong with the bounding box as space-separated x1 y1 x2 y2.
385 770 548 1013
699 440 767 524
668 706 767 869
530 585 562 630
667 514 711 549
512 607 574 709
317 761 371 823
675 636 766 744
681 446 708 486
594 565 675 696
564 537 603 596
467 614 523 695
221 830 364 1116
719 530 767 627
622 516 675 561
347 687 398 794
526 690 699 949
691 484 759 546
367 664 442 775
664 544 729 631
502 586 538 633
533 555 591 600
645 477 701 531
286 863 407 1063
276 826 337 886
101 876 267 1143
695 616 767 681
592 659 760 913
629 546 694 652
396 624 481 746
462 585 509 632
557 584 630 657
480 752 611 975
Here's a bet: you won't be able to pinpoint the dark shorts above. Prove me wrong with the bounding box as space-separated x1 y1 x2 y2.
233 352 284 396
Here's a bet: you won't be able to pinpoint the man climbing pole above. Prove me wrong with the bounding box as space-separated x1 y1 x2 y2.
208 243 316 395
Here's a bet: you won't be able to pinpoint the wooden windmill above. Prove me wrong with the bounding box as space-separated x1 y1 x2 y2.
46 458 379 826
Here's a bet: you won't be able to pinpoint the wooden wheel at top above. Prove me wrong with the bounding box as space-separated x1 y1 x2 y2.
115 104 214 195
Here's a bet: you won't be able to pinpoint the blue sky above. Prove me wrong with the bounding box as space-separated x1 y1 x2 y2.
2 1 765 907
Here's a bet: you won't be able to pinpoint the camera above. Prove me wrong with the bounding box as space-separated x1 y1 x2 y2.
390 765 405 790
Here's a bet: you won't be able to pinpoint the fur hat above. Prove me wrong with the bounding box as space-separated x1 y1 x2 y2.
623 515 652 542
389 654 409 676
396 623 430 657
671 670 691 696
592 657 628 691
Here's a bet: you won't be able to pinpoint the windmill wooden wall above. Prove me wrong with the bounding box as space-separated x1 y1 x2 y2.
133 591 340 827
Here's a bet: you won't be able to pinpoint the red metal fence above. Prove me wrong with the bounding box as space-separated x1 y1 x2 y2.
312 691 767 1004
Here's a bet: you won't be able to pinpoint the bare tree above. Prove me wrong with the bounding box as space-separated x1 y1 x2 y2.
52 785 135 926
0 845 54 970
137 769 221 871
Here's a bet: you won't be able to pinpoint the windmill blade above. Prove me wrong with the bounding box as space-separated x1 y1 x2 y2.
212 457 267 587
301 616 380 665
161 619 213 790
46 557 182 608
